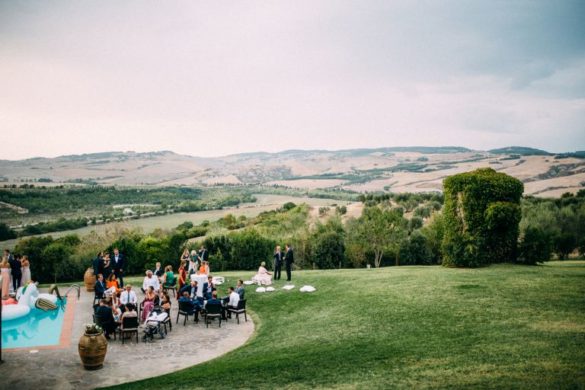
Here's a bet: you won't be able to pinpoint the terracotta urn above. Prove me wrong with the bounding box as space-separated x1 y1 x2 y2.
78 330 108 370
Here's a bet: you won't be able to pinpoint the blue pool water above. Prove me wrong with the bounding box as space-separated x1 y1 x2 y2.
2 299 67 349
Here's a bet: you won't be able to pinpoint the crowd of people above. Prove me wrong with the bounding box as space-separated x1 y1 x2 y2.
92 245 246 340
1 249 32 299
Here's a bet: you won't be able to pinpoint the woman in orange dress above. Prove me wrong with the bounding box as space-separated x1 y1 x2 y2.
106 273 121 296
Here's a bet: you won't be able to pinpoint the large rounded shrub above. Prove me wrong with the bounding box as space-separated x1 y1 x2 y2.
442 168 523 267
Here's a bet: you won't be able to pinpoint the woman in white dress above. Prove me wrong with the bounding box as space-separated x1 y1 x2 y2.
20 255 32 286
252 262 272 286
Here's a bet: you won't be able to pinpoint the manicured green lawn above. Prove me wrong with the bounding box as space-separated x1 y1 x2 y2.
105 262 585 389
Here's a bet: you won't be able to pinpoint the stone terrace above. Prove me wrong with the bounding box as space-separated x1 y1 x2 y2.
0 286 254 389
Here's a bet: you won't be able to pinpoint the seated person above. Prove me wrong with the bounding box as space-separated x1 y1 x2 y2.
142 270 160 293
105 273 121 296
204 275 215 299
119 284 138 308
178 291 198 313
153 261 164 280
94 274 106 299
235 279 245 300
206 290 222 306
178 280 198 300
119 303 138 329
251 262 272 286
227 286 240 310
159 291 172 313
141 286 157 323
95 299 118 339
206 290 226 320
162 265 176 288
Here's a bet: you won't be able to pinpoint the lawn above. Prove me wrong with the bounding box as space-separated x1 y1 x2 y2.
105 262 585 389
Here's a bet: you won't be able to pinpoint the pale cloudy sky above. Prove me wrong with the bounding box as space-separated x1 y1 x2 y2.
1 1 584 160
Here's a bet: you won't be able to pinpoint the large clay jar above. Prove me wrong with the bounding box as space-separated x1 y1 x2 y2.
84 268 96 292
78 331 108 370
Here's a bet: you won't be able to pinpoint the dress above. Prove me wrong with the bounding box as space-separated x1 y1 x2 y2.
21 262 31 286
252 266 272 286
1 267 11 298
141 294 155 322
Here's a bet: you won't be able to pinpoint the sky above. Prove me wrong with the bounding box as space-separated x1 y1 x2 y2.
1 1 584 160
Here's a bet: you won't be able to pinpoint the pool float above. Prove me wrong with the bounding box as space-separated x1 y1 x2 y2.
2 284 58 321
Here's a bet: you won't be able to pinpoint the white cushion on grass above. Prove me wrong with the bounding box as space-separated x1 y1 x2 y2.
265 287 275 292
244 281 254 285
282 285 295 290
256 287 266 293
299 285 316 293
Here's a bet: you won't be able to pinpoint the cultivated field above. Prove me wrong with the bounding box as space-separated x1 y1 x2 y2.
0 194 349 249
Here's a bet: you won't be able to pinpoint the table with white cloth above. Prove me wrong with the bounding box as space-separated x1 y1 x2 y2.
189 274 208 297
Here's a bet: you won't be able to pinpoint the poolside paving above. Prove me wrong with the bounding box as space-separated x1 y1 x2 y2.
0 287 254 389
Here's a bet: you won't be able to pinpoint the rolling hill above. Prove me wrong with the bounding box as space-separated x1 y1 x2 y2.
1 147 584 197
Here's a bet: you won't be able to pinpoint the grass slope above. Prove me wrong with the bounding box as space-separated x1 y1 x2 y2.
106 263 585 389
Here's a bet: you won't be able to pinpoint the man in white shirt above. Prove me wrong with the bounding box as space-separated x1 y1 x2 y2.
119 284 138 306
142 270 160 293
227 286 240 309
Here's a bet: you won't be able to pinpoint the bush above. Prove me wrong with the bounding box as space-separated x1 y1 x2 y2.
518 227 552 265
442 168 523 267
0 222 16 240
399 231 432 265
311 219 345 269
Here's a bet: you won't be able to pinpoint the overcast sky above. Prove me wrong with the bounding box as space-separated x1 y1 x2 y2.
1 1 584 160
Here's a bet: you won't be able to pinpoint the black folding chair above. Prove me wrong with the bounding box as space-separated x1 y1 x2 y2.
176 300 198 326
118 316 139 344
227 299 247 324
204 303 223 328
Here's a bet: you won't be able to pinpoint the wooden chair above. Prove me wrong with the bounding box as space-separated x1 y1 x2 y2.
227 299 247 324
204 303 223 328
117 316 139 344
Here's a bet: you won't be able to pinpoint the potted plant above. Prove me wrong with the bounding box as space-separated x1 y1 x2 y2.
78 323 108 370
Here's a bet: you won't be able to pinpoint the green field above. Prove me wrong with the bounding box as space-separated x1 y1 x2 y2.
106 262 585 389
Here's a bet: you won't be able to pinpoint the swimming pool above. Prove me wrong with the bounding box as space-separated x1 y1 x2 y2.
2 299 67 349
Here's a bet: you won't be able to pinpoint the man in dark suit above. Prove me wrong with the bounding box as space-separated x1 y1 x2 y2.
6 249 21 292
112 247 124 287
284 244 294 282
273 245 283 280
95 299 118 339
94 274 106 299
179 280 198 300
92 252 103 278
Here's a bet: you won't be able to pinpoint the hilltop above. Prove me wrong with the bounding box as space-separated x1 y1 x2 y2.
1 146 584 197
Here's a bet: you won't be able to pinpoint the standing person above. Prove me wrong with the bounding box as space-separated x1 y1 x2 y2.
1 256 11 299
284 244 294 282
198 245 209 275
102 254 113 280
180 249 190 266
178 260 187 291
273 245 283 281
92 252 103 278
112 247 125 287
20 255 31 286
189 250 199 275
7 250 21 292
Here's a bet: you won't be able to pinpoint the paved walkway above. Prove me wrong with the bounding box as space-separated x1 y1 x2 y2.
0 287 254 389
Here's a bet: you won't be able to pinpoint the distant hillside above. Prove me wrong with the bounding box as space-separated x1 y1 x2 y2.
488 146 551 156
0 146 584 197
